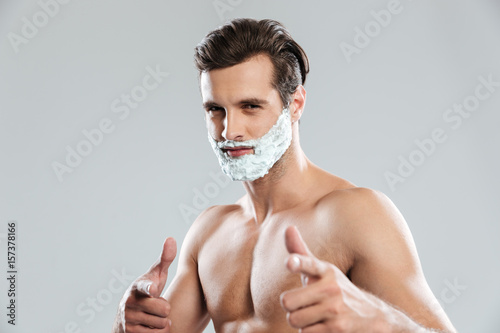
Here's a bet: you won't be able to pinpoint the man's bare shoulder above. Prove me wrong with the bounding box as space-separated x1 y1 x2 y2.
183 203 243 251
317 184 422 284
319 181 400 221
188 203 238 232
318 185 413 250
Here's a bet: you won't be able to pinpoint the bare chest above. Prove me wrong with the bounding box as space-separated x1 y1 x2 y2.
197 212 352 332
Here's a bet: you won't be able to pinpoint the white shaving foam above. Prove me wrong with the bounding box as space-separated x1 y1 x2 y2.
207 106 293 181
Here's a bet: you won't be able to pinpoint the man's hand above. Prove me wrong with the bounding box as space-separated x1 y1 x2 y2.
115 237 177 333
280 226 386 333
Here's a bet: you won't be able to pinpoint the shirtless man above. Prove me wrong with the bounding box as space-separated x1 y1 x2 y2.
112 18 457 333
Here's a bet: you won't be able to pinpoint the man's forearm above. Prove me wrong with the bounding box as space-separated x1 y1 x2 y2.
363 290 455 333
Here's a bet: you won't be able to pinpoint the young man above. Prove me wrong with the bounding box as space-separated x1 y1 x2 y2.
112 18 457 333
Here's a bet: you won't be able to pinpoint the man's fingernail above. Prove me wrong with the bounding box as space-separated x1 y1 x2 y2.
290 255 300 270
138 280 153 295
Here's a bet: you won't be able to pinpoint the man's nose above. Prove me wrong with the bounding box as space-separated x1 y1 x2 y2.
222 110 245 141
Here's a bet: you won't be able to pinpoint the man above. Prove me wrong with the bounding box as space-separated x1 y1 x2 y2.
112 18 457 333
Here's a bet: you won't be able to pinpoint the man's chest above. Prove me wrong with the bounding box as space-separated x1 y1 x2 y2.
196 212 353 328
198 220 292 323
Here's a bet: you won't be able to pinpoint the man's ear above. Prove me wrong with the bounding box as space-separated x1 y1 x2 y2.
290 85 306 123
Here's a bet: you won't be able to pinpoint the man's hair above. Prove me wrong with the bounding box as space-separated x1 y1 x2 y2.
194 18 309 107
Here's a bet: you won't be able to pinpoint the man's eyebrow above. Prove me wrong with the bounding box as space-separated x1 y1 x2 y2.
202 98 270 109
202 101 220 109
238 98 269 106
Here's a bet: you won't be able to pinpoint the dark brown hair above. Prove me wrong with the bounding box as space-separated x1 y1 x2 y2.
194 18 309 107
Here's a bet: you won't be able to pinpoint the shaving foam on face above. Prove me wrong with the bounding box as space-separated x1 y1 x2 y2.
207 106 293 181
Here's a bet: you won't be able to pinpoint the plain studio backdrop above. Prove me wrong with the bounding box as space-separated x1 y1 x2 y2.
1 0 499 332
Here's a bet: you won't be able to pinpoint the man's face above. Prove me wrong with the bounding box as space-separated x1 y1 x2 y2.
200 54 284 157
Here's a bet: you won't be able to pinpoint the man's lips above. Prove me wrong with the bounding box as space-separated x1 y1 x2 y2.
222 147 254 157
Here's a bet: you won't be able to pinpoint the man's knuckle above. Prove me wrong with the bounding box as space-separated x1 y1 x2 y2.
160 302 170 317
330 318 349 332
287 311 301 328
124 322 135 333
123 309 134 321
157 317 169 328
325 301 340 315
124 299 133 308
280 293 291 310
323 283 339 296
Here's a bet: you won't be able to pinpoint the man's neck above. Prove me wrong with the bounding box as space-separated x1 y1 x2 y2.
241 144 315 224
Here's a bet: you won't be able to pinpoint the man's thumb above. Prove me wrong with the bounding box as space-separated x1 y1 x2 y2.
158 237 177 273
284 226 311 256
143 237 177 297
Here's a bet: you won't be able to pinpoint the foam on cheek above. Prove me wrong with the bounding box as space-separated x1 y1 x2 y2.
207 107 293 181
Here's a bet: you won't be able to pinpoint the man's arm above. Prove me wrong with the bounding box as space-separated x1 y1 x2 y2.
280 188 457 332
112 208 213 333
162 209 211 333
345 188 456 332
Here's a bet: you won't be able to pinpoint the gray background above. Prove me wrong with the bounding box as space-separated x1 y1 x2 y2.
1 0 499 332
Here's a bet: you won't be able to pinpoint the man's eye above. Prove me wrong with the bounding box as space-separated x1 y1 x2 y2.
243 104 260 109
207 106 224 112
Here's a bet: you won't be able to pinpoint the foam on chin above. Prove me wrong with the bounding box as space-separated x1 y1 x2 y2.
207 107 293 181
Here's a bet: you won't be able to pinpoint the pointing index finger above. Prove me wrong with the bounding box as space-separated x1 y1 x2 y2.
286 254 328 278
